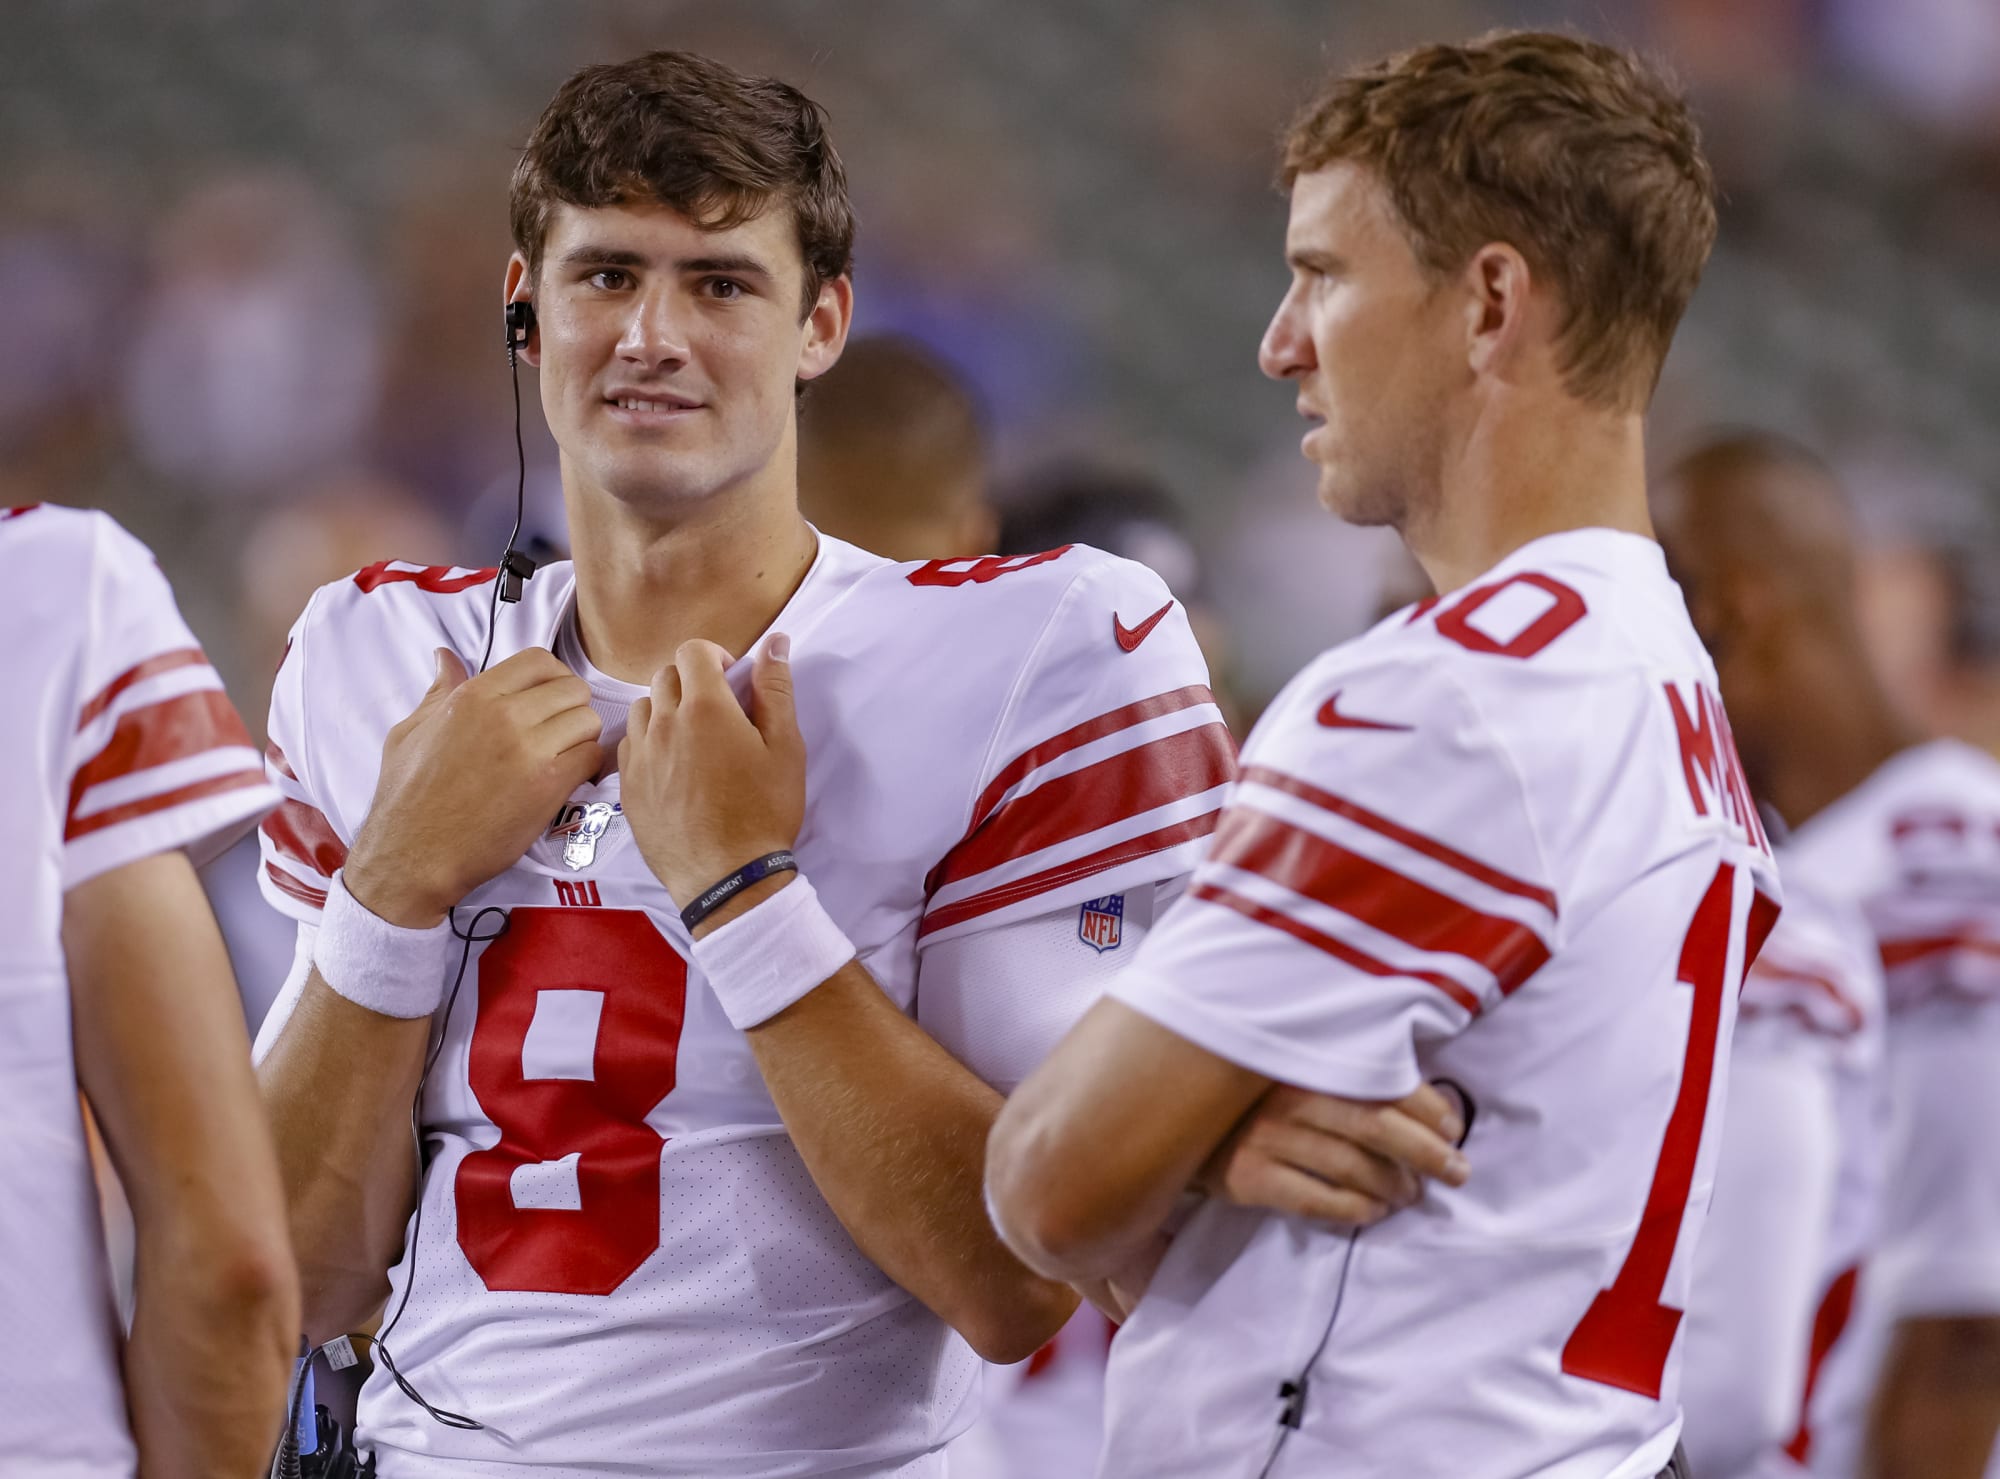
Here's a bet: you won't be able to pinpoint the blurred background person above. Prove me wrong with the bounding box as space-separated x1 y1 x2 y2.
1663 433 2000 1479
798 333 997 561
1661 438 1890 1479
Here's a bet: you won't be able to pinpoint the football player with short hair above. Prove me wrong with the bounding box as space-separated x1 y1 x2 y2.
1665 434 2000 1479
251 50 1460 1478
989 32 1776 1479
1 503 298 1477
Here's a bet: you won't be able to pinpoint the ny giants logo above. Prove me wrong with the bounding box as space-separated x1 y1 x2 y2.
553 879 602 907
1665 681 1771 855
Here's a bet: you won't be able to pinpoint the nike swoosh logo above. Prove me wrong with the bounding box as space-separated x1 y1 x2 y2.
1316 691 1413 731
1114 601 1175 653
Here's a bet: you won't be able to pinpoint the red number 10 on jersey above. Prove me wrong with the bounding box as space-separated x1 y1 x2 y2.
1561 861 1780 1399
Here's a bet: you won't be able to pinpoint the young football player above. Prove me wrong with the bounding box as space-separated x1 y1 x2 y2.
989 33 1776 1479
252 50 1470 1478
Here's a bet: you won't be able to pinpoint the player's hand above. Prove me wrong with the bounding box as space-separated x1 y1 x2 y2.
344 648 602 927
619 635 806 929
1196 1082 1471 1229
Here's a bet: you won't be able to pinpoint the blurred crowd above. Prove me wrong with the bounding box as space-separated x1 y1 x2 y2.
6 0 1999 893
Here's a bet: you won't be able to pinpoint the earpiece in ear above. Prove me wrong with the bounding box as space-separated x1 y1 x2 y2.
503 300 536 363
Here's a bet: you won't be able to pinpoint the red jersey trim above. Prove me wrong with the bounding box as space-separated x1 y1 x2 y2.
266 860 329 909
1241 764 1559 914
968 685 1220 835
1782 1264 1861 1464
265 740 299 782
261 797 348 880
1880 932 2000 970
1207 807 1551 995
1745 955 1863 1033
917 812 1219 940
76 648 208 730
1189 881 1482 1014
65 769 267 843
927 721 1235 896
67 689 255 830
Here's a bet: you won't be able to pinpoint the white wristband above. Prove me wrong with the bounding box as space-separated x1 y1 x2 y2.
691 874 856 1031
313 869 455 1019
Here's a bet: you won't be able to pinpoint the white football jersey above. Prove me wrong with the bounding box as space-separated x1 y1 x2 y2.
0 504 275 1477
253 534 1231 1477
945 1306 1115 1479
1679 863 1882 1479
1103 528 1783 1479
1753 741 2000 1479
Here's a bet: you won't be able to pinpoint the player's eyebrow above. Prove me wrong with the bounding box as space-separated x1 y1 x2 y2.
678 254 776 285
557 245 652 270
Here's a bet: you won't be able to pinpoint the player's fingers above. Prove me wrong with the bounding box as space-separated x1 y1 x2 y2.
426 647 471 701
1283 1091 1466 1185
1253 1124 1420 1208
1396 1082 1467 1146
533 704 604 760
479 645 573 694
750 634 801 757
507 671 597 729
1241 1161 1396 1230
673 639 736 711
628 695 652 745
553 735 605 789
1366 1107 1471 1187
649 662 684 719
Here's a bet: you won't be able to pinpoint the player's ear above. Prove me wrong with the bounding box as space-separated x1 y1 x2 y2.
796 274 853 385
503 254 540 369
1462 242 1534 387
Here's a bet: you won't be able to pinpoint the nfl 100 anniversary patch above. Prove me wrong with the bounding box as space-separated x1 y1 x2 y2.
1078 894 1124 952
551 800 621 870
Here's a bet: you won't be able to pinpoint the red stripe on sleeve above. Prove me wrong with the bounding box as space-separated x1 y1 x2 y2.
266 860 329 909
67 688 255 828
1881 933 2000 970
1208 808 1550 994
265 741 298 782
75 648 208 730
1189 881 1482 1014
918 812 1219 940
65 769 268 843
1746 956 1863 1032
1242 764 1558 914
927 721 1235 896
968 685 1220 833
261 797 347 879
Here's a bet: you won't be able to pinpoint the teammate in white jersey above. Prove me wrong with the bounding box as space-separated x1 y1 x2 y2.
990 34 1774 1479
1 503 297 1477
1663 436 2000 1479
249 51 1307 1477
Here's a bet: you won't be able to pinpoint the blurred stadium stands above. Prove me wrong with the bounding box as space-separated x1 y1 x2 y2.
5 0 1999 725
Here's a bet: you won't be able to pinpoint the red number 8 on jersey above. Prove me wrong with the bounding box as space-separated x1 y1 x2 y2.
455 908 688 1295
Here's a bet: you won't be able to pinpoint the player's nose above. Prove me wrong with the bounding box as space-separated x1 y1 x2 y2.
617 285 693 372
1258 289 1313 382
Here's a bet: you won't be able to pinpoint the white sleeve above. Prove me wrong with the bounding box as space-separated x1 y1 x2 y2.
916 556 1233 949
1109 664 1558 1099
251 922 318 1065
917 881 1167 1093
61 513 276 889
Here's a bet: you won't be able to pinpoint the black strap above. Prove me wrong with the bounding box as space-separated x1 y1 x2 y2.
680 850 798 932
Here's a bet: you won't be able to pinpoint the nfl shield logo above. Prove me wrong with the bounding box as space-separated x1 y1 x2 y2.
1078 894 1124 953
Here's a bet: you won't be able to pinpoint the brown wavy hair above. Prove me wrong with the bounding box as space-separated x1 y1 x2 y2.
1283 31 1716 411
511 50 855 318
